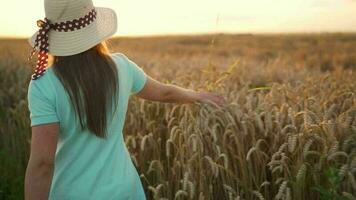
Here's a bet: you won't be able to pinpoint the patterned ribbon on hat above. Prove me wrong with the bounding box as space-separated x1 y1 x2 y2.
28 8 97 80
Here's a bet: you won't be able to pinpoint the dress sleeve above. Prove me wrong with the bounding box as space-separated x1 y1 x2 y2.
126 57 147 95
27 80 59 126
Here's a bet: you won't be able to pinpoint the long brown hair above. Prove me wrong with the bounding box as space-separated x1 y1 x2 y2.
51 42 118 139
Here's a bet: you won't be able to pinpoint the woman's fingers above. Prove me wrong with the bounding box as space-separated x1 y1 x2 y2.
198 92 227 106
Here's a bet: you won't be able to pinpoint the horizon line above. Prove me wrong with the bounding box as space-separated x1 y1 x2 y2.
1 31 356 40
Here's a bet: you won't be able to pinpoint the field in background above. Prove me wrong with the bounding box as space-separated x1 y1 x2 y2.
0 34 355 199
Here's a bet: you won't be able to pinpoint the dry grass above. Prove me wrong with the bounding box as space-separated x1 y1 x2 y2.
0 33 355 200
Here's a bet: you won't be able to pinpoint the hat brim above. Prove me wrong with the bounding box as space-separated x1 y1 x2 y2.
28 7 117 56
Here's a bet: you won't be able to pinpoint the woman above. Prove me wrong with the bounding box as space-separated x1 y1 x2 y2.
24 0 226 199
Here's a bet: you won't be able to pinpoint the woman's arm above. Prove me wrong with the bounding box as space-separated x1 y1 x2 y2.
25 123 59 200
136 76 226 106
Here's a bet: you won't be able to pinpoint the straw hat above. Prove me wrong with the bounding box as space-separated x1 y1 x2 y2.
28 0 117 56
27 0 117 80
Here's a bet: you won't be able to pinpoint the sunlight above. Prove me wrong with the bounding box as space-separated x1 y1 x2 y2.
0 0 355 37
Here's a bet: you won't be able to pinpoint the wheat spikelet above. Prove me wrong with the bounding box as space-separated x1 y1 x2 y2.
167 117 177 128
148 186 158 199
268 160 282 169
169 104 181 118
280 153 291 165
347 171 356 189
275 180 288 200
127 112 134 126
260 150 269 160
288 107 296 126
215 145 222 155
279 103 289 126
139 174 149 185
246 147 257 162
304 150 321 159
209 124 219 142
351 156 356 170
246 95 253 111
182 172 189 191
204 156 219 178
325 103 338 120
170 125 181 140
186 123 194 134
281 124 297 135
188 134 199 152
287 134 297 153
187 181 195 199
188 152 199 165
241 120 248 135
278 143 288 154
166 139 174 157
275 110 281 127
179 114 187 127
327 151 348 162
270 152 281 163
311 133 327 147
192 137 197 153
126 135 136 149
174 190 188 200
296 163 307 184
252 190 265 200
342 134 356 153
225 111 237 127
147 160 164 175
322 121 334 136
274 119 283 133
342 98 353 112
338 164 348 178
328 141 339 155
255 138 267 151
149 184 165 200
139 100 145 113
156 184 164 194
303 139 314 155
342 192 356 200
214 115 226 128
198 192 205 200
141 134 150 151
344 115 353 128
218 153 229 169
265 111 273 132
255 113 265 133
223 184 236 196
272 165 283 174
228 192 234 200
350 147 356 158
223 129 233 148
185 180 195 199
286 187 291 200
259 181 270 190
303 111 313 129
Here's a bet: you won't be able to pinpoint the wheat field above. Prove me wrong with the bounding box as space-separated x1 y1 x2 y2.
0 34 355 200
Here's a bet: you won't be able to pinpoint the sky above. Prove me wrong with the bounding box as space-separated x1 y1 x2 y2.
0 0 355 38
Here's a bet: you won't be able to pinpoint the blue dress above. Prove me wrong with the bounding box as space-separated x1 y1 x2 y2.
27 53 147 199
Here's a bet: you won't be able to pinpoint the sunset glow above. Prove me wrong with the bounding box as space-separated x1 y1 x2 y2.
0 0 355 38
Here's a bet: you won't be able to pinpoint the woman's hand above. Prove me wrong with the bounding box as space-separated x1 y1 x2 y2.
196 91 227 107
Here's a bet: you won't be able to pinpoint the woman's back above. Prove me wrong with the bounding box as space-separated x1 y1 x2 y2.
27 53 147 199
24 1 225 199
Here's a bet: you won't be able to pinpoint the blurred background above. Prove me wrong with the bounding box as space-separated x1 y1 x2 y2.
1 0 356 37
